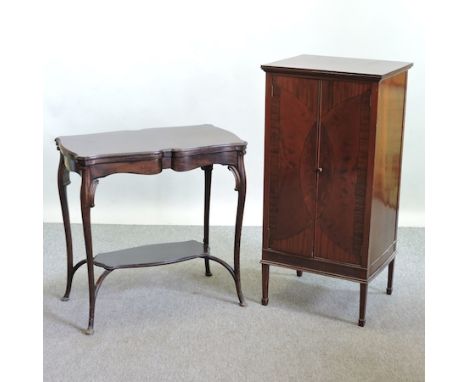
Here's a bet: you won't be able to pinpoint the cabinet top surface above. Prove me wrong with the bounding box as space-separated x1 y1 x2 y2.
56 124 246 161
261 54 413 80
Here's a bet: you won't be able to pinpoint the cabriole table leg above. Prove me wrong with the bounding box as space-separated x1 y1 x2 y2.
228 153 247 307
57 154 74 301
80 169 98 335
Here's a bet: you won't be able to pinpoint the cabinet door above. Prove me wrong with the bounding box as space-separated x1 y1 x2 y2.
315 80 372 265
265 75 320 258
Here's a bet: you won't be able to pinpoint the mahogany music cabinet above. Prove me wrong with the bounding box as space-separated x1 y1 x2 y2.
260 55 412 326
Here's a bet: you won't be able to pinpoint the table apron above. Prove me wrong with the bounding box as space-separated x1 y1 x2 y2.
69 150 242 179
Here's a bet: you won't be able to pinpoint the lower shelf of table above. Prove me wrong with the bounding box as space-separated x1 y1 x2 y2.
93 240 207 270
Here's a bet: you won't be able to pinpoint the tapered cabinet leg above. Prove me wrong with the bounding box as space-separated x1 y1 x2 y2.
359 283 368 327
296 270 303 277
57 154 74 301
262 264 270 306
387 259 395 295
228 154 246 306
80 170 98 335
202 165 213 277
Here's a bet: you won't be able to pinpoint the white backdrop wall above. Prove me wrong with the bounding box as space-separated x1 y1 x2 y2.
43 0 425 226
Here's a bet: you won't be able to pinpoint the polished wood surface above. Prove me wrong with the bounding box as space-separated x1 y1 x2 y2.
266 76 319 257
56 124 246 165
368 72 408 272
56 125 247 334
263 77 376 266
94 240 206 269
315 80 372 265
203 165 213 276
263 249 367 281
261 54 413 81
57 155 74 302
261 55 412 326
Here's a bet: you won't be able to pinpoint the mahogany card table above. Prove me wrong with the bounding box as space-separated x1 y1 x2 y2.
55 124 247 334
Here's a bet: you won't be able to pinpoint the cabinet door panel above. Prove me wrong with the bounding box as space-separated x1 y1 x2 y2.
266 76 319 258
315 81 372 265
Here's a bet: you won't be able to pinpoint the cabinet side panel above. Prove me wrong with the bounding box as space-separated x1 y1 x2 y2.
262 73 273 251
368 72 408 270
315 80 372 265
266 75 320 258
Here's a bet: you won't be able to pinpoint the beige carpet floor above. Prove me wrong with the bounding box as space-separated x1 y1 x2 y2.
43 224 424 381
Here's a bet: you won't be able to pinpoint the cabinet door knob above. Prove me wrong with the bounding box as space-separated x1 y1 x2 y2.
317 167 323 173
